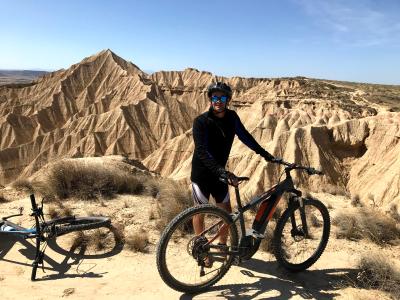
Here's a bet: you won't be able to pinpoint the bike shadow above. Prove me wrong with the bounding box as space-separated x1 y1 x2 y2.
181 258 356 299
0 226 123 281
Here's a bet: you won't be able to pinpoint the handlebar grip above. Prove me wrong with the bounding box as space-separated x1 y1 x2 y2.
30 194 37 210
237 176 250 181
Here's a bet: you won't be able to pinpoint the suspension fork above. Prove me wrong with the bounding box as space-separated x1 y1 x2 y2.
289 196 309 237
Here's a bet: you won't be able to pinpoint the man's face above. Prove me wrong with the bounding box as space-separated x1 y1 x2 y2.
210 91 228 113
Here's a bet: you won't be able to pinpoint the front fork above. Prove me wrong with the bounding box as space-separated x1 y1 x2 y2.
290 196 309 238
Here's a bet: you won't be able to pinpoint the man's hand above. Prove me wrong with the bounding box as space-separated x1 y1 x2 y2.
261 150 274 162
217 168 238 186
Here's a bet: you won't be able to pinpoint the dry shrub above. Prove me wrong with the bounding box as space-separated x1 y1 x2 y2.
307 212 322 227
90 229 110 251
389 203 400 222
355 253 400 299
125 230 149 252
0 193 8 203
70 224 125 252
47 205 60 219
322 184 348 196
110 223 125 246
351 194 362 207
11 179 34 193
334 208 400 245
36 160 146 200
47 200 73 219
71 231 89 250
142 176 161 198
148 207 157 220
156 180 192 230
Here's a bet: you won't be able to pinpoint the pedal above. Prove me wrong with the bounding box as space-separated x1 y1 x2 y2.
246 229 265 240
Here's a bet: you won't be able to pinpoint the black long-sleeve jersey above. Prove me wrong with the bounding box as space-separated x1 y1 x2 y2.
191 107 272 183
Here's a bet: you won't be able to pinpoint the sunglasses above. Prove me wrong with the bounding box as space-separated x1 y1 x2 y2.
211 95 229 103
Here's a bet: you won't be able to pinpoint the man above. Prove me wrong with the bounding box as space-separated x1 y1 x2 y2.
191 82 275 256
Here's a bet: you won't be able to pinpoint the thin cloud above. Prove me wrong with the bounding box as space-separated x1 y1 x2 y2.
294 0 400 47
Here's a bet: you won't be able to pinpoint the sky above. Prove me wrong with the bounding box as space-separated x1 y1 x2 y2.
1 0 399 84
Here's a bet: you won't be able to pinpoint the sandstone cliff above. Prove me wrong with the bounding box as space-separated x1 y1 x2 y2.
0 50 399 210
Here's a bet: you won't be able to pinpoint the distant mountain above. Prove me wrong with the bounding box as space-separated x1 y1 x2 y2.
0 70 48 86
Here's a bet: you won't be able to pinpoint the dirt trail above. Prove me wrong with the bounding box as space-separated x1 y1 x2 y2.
0 193 396 299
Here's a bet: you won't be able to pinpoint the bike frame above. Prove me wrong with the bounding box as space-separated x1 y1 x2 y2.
206 167 306 257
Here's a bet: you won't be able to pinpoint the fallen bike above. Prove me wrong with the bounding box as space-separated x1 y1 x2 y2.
0 194 111 280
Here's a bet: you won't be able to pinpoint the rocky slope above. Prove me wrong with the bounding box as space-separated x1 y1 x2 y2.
0 50 399 210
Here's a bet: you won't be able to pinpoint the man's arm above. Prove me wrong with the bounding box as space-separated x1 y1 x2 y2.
193 117 225 176
234 112 274 161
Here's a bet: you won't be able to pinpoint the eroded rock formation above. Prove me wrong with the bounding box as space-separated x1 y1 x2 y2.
0 50 399 210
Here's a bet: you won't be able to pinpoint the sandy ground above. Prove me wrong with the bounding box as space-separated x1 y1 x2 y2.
0 191 397 300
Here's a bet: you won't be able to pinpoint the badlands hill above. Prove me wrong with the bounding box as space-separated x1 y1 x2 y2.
0 49 399 211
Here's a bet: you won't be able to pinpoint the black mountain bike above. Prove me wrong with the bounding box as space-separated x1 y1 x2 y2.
156 158 330 293
0 194 111 280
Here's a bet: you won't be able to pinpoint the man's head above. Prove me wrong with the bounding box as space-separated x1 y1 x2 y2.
207 82 232 114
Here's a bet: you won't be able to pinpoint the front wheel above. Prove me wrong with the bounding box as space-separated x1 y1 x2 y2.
44 216 111 237
156 204 239 294
273 198 330 272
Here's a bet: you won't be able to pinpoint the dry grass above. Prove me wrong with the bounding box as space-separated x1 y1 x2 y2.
334 208 400 245
351 194 362 207
148 207 157 220
0 193 8 203
70 223 125 252
11 179 34 193
125 229 149 252
389 203 400 222
34 160 148 200
46 200 73 219
156 180 192 230
142 176 161 198
321 184 348 196
352 253 400 299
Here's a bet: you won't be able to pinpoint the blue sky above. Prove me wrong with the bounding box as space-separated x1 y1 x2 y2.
1 0 399 84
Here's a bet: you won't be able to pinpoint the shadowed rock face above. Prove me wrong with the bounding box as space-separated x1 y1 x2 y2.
0 49 399 209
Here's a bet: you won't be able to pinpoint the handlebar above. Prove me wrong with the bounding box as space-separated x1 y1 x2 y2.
270 158 324 175
219 158 323 186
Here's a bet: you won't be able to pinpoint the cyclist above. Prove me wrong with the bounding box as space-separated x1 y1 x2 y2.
191 82 275 264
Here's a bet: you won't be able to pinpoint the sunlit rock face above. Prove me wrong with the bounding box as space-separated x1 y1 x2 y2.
0 50 399 210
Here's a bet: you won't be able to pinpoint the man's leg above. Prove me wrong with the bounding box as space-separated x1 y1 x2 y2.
191 182 209 236
216 202 232 244
213 182 231 245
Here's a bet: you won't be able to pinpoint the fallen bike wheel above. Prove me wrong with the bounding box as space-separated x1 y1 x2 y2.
44 216 111 237
157 204 238 293
273 198 330 272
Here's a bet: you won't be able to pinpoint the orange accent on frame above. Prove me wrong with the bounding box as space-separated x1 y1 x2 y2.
266 197 281 221
255 201 268 222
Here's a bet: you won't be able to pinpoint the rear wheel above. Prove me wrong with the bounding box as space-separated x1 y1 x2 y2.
273 198 330 272
156 204 238 293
